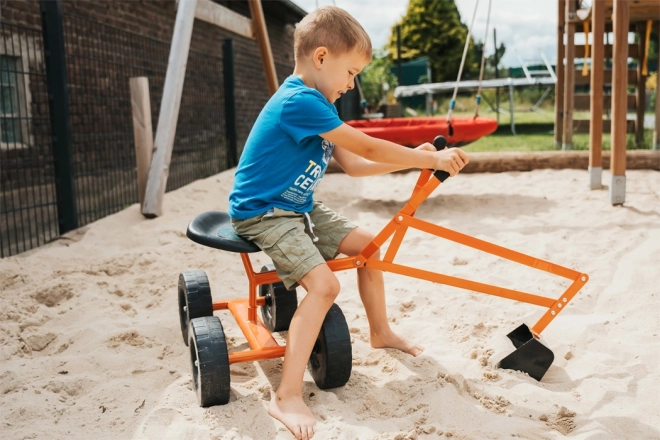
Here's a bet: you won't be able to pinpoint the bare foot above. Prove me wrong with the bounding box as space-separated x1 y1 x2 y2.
268 393 317 440
371 330 424 357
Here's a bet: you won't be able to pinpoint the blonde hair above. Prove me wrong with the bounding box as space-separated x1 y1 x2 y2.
294 6 372 61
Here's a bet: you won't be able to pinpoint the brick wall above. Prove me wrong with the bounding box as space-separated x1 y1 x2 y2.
1 0 301 167
0 0 303 255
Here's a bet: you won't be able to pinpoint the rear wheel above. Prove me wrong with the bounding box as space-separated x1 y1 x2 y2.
308 303 352 389
178 271 213 345
259 264 298 332
188 316 231 407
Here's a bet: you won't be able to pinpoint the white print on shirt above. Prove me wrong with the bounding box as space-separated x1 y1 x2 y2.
280 140 335 205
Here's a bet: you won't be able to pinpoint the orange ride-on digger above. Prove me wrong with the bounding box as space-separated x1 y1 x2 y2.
178 136 589 407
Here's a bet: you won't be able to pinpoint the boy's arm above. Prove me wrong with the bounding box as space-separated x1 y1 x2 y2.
333 143 437 177
321 123 469 176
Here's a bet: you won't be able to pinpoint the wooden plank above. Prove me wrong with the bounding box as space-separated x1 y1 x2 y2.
129 77 153 208
589 0 604 169
554 0 565 148
574 94 636 111
562 0 576 150
248 0 278 95
575 44 639 58
142 0 198 217
574 119 635 134
327 150 660 174
635 22 646 146
574 69 637 85
656 28 660 150
195 0 254 40
610 0 628 179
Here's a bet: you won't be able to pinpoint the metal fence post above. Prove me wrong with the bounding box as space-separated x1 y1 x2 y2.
223 38 237 168
40 0 78 233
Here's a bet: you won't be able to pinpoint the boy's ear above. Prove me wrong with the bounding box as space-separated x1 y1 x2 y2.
312 47 328 68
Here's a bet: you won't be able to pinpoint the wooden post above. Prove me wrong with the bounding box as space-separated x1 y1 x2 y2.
562 0 576 150
635 23 646 147
508 79 516 135
588 0 604 189
610 0 628 205
554 0 566 148
142 0 197 217
130 77 153 208
655 28 660 151
248 0 278 95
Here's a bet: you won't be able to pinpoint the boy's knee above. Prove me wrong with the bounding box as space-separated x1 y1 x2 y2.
318 276 340 302
302 267 340 302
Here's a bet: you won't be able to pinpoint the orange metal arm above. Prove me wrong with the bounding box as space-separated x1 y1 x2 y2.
367 259 557 307
401 215 581 280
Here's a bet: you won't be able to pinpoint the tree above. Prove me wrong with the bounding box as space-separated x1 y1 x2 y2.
473 40 506 77
358 49 398 108
387 0 478 84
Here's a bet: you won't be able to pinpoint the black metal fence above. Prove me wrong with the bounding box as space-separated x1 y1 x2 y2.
1 6 230 257
1 21 59 257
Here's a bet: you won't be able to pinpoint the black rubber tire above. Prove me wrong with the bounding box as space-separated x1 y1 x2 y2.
178 271 213 346
258 264 298 332
308 303 352 389
188 316 231 407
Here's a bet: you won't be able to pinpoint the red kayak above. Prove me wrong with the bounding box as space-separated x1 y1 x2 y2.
346 116 498 148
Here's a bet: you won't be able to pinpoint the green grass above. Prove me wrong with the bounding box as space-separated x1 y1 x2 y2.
444 108 656 153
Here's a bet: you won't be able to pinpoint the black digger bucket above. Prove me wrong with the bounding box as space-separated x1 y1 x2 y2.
497 324 555 381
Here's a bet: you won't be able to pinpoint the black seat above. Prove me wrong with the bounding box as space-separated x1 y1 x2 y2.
186 211 260 253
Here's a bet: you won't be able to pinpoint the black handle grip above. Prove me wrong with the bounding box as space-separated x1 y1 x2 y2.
432 136 450 182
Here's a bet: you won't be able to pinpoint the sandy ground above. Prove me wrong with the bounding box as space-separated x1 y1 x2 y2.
1 168 659 440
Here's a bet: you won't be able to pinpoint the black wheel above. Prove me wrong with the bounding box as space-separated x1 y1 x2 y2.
259 264 298 332
179 271 213 346
308 303 352 389
188 316 231 407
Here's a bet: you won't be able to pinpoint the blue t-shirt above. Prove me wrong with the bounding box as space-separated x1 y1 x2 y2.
228 76 343 219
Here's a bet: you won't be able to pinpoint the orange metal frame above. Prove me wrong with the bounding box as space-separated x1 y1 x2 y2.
216 169 589 365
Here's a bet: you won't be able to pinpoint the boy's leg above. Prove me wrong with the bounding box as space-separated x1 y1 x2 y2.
337 227 424 356
269 263 340 440
233 208 339 439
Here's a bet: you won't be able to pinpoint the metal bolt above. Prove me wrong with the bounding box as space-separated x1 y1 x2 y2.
356 260 361 266
557 303 562 308
616 179 622 185
581 276 586 282
194 360 199 367
563 298 567 303
397 216 403 222
551 311 556 315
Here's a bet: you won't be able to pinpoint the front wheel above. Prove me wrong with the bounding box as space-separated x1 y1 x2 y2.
188 316 231 407
308 303 352 389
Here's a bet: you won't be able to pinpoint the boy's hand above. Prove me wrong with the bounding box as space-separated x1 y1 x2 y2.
430 146 469 177
414 142 437 152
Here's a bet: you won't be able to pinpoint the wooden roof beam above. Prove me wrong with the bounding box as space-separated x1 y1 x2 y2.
194 0 255 40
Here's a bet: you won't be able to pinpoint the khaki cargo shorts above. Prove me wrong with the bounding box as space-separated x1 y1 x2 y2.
231 202 357 290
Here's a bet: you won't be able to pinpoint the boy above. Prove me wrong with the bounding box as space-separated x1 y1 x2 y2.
228 6 468 440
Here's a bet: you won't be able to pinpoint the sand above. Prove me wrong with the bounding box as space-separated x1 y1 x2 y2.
1 167 659 440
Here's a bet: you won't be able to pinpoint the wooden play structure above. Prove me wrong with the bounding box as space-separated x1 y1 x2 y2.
133 0 279 218
554 0 660 205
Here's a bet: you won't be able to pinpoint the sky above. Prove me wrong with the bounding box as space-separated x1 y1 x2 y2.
290 0 559 68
